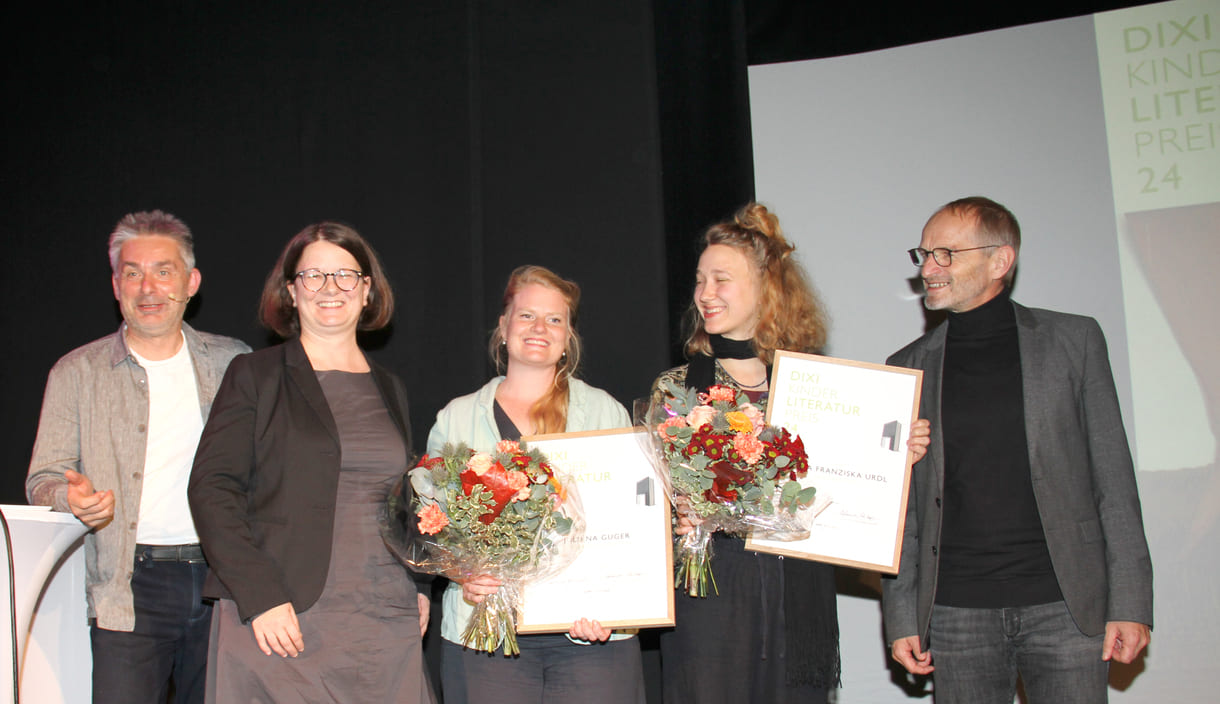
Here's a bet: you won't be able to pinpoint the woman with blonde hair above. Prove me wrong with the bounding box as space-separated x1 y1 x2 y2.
651 202 839 703
427 265 644 703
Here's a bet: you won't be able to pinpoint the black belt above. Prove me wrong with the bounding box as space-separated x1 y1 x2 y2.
135 543 206 563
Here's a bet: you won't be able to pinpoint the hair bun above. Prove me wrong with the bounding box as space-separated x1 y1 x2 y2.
736 203 780 239
736 202 795 260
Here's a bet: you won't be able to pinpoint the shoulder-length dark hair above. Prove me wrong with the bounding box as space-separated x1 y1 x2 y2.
259 221 395 338
684 202 828 364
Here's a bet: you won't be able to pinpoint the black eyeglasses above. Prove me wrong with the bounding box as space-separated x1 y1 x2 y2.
294 268 365 292
908 245 1000 267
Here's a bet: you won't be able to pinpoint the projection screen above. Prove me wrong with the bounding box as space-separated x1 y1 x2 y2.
748 0 1217 700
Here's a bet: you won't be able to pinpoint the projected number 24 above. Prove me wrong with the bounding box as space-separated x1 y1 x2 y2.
1138 164 1181 193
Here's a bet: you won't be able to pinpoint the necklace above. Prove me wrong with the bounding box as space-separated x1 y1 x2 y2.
718 361 767 389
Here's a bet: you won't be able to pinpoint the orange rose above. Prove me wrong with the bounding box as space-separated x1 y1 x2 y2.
657 415 689 437
466 453 495 475
740 404 765 436
733 433 764 464
725 411 753 435
507 470 530 491
686 405 715 430
417 503 450 535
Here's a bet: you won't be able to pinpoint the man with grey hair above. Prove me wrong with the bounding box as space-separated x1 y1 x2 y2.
27 210 249 704
882 196 1152 703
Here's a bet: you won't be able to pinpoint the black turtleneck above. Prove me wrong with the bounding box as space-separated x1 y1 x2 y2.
935 289 1063 608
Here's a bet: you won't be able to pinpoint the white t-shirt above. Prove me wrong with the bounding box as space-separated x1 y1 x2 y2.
131 337 204 545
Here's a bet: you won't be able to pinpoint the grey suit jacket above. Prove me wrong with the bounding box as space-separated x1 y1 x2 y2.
881 301 1153 647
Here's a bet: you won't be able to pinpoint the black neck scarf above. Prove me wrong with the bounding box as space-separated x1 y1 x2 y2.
710 334 756 359
688 335 757 390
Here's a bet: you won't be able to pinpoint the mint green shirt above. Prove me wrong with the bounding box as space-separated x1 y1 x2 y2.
425 376 631 645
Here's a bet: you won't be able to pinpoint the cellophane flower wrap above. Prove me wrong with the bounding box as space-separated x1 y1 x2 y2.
645 379 818 597
382 440 584 655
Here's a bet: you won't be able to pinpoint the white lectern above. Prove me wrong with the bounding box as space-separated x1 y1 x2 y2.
0 505 91 704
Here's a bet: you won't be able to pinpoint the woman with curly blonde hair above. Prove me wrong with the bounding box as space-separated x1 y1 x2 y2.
682 202 828 367
651 202 838 703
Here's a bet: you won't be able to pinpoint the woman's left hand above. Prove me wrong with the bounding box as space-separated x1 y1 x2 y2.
568 617 612 642
252 602 304 657
672 495 703 536
461 574 502 604
417 592 430 636
907 418 931 462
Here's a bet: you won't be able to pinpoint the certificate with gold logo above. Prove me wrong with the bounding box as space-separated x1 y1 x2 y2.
744 351 922 573
517 428 675 632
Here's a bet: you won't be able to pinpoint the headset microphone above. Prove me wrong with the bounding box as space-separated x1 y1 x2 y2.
167 293 191 303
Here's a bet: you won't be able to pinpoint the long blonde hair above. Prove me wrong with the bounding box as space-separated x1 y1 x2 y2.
488 265 584 434
685 202 828 364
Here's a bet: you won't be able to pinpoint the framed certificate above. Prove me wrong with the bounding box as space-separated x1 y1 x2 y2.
744 350 922 573
517 428 675 632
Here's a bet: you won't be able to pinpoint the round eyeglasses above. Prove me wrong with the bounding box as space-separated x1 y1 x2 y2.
294 268 365 292
907 245 1000 267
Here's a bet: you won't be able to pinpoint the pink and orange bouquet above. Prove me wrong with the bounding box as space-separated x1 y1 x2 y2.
648 379 816 596
383 440 582 654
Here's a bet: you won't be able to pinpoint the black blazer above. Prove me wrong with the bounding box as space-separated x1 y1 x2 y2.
188 338 413 622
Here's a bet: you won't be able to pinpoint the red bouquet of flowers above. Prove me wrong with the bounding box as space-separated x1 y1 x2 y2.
647 380 817 596
384 440 583 654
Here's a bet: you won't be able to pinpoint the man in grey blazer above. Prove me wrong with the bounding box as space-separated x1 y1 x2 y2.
881 197 1152 703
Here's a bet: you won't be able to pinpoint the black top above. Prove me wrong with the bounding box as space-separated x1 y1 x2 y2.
492 399 523 441
935 289 1063 608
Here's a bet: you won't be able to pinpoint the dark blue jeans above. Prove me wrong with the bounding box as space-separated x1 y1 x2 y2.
441 635 645 704
90 553 211 704
930 601 1109 704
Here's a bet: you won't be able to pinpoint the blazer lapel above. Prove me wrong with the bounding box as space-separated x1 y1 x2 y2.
1014 303 1050 481
284 339 341 445
921 325 949 493
370 361 411 447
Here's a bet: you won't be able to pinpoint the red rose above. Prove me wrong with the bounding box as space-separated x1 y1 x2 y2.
460 461 519 524
703 460 754 503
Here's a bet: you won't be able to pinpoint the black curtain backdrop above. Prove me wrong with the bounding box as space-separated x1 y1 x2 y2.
1 0 1151 505
2 1 1152 702
2 0 672 506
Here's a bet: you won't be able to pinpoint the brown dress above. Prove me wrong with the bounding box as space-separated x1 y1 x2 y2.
206 371 433 703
